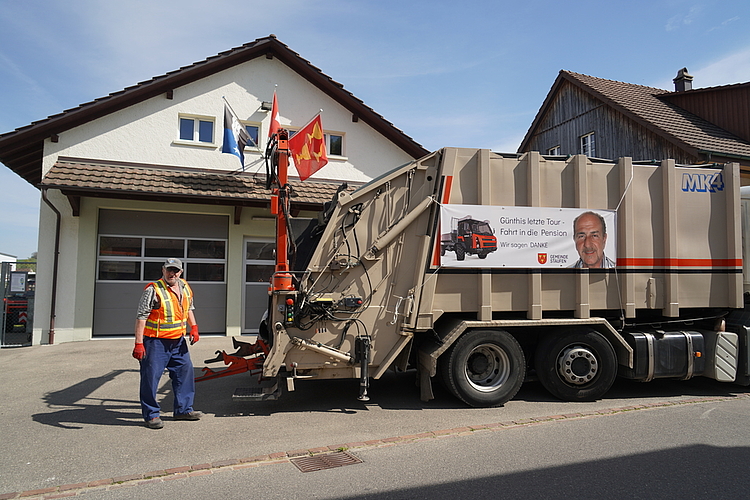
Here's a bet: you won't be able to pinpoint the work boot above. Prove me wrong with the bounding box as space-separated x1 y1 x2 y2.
174 411 204 421
146 417 164 429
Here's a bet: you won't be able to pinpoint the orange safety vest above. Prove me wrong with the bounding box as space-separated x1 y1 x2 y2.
143 278 193 339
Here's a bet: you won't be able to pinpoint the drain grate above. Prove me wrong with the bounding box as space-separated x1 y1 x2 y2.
290 451 363 473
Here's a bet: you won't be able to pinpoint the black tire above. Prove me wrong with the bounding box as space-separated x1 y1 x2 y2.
440 245 446 256
439 329 525 407
535 330 617 402
478 251 487 259
455 242 466 261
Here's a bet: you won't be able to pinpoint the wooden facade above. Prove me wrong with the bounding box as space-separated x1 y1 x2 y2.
525 82 694 163
662 83 750 144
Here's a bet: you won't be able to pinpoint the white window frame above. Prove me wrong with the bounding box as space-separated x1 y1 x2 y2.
284 128 347 160
547 145 561 156
580 132 595 157
242 121 262 150
174 113 217 148
325 132 345 158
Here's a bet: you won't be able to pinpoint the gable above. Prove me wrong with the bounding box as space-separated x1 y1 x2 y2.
0 35 428 187
520 70 750 166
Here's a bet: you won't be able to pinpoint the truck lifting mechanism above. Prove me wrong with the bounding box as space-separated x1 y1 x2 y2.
198 146 750 408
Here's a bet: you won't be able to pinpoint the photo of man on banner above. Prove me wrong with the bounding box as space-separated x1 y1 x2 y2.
569 211 616 269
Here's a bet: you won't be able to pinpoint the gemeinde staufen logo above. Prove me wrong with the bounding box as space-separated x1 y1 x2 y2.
537 253 547 264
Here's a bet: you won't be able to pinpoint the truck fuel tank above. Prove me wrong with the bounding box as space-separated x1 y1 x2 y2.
618 330 706 381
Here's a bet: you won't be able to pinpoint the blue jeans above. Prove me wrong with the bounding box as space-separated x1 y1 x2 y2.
140 336 195 421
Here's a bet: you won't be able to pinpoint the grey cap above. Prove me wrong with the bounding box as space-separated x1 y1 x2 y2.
163 258 183 270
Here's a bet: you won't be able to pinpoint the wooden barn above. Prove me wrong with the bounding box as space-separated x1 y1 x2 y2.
519 69 750 182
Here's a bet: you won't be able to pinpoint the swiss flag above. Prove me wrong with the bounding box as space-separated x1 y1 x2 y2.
289 114 328 181
268 91 280 138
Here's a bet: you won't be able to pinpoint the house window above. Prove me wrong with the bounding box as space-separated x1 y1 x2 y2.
286 129 344 157
97 235 226 282
580 132 595 157
547 145 561 156
326 133 344 156
245 124 260 148
178 115 214 144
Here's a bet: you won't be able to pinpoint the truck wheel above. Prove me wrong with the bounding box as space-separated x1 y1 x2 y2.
535 330 617 402
440 245 446 256
439 329 525 407
455 243 466 261
478 251 487 259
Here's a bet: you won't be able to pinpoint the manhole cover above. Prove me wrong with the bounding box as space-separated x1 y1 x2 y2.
290 451 362 472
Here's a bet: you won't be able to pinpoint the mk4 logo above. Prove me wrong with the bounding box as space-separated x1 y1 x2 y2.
681 172 724 192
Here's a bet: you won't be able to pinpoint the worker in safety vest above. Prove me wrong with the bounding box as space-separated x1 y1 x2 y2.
133 258 203 429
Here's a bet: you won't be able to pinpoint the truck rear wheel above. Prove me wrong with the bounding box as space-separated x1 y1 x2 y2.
455 242 466 261
535 330 617 402
439 329 525 407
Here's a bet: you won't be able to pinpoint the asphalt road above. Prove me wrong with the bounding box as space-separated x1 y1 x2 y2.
1 337 749 498
62 397 750 500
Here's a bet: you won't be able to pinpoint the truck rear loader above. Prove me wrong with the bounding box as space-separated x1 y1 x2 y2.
200 146 750 407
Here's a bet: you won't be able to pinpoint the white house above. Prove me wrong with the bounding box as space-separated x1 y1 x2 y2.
0 36 428 345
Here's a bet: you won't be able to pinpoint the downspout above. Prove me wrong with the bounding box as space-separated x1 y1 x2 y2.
40 187 61 345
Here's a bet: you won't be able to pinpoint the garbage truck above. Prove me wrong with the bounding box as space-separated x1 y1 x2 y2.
199 143 750 407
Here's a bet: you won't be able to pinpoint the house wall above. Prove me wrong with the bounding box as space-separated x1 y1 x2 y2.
32 56 417 344
42 57 412 181
525 82 695 163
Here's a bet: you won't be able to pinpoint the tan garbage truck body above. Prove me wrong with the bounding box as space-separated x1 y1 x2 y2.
204 148 750 407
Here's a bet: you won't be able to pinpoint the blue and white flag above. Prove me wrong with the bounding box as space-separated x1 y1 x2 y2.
222 104 252 169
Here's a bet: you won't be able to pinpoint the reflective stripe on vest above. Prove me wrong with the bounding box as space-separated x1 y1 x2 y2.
143 278 193 339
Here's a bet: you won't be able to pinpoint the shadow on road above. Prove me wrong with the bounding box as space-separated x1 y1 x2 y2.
334 444 750 499
195 366 750 417
32 369 142 429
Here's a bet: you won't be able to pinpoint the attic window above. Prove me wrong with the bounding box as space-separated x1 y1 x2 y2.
579 132 595 157
286 130 346 158
178 115 215 144
547 145 561 156
326 133 344 156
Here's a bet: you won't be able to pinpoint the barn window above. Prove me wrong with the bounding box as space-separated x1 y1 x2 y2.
580 132 595 157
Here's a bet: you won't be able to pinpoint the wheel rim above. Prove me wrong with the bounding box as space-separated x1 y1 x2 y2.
464 343 511 392
556 345 598 385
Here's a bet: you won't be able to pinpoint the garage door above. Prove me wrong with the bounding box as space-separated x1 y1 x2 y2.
93 209 228 336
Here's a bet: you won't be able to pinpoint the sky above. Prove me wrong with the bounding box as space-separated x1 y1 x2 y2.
1 0 749 260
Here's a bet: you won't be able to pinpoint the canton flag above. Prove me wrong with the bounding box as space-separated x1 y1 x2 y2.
222 104 252 169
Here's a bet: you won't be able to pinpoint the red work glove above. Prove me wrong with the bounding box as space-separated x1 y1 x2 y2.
132 342 146 360
189 325 200 345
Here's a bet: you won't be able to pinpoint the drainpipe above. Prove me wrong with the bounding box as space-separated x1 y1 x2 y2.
40 188 61 345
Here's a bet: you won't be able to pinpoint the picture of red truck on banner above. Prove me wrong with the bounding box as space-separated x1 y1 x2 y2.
440 216 498 261
440 204 617 268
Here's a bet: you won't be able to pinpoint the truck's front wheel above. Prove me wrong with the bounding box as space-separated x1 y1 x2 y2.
535 330 617 401
455 243 466 261
439 329 525 407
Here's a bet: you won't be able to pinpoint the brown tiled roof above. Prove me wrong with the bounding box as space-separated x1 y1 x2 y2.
42 158 355 209
520 70 750 160
0 35 428 187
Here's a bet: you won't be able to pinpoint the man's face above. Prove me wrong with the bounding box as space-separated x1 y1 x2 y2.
162 266 182 285
574 214 607 268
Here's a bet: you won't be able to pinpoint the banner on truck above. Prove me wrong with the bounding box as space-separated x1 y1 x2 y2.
439 205 617 269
